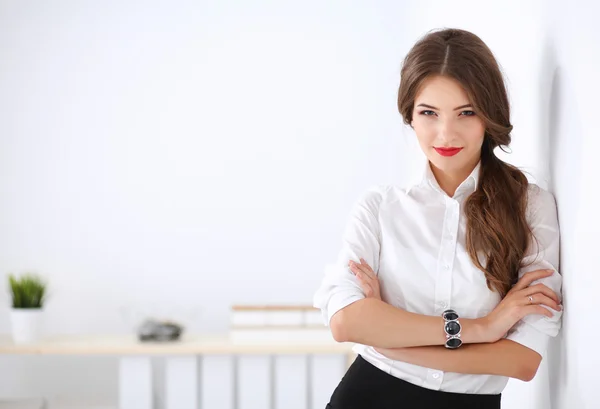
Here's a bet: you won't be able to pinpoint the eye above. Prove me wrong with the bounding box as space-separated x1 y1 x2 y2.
461 110 476 116
419 110 436 116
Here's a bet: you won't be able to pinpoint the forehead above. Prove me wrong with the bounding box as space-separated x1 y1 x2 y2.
414 75 470 106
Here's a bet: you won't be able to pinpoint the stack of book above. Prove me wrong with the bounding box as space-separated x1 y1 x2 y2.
229 304 333 343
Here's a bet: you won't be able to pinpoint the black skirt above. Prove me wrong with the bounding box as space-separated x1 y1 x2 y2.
325 354 501 409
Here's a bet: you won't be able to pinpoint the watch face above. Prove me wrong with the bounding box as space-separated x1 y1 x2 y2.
446 338 462 348
445 321 461 335
443 311 458 321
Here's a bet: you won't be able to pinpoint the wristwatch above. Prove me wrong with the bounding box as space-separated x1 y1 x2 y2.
442 309 463 349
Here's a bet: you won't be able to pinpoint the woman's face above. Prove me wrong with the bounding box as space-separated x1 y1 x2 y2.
411 75 485 176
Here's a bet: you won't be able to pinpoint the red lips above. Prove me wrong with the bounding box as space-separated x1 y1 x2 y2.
434 147 463 157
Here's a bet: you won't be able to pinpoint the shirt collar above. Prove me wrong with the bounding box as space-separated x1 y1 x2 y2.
407 157 482 196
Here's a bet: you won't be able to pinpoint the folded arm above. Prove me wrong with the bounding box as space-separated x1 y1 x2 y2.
329 297 486 348
376 339 541 382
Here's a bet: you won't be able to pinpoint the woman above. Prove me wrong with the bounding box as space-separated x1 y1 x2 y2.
313 28 563 409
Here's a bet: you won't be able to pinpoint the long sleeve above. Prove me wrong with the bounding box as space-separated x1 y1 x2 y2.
312 185 388 326
506 184 563 356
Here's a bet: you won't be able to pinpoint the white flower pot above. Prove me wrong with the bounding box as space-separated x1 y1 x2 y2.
10 308 44 344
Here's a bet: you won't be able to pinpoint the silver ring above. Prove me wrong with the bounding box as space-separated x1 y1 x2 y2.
528 295 534 304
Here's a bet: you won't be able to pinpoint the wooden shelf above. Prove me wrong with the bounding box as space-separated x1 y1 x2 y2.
231 305 317 311
0 333 353 356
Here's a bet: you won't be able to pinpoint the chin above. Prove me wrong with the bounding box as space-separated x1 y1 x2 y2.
429 155 460 167
429 159 471 176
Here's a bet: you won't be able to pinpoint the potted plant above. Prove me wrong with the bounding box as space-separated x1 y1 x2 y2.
8 273 47 344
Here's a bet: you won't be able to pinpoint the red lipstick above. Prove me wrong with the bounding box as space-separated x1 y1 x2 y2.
434 147 463 157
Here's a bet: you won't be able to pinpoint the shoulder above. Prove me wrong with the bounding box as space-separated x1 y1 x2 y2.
357 183 392 203
353 184 392 213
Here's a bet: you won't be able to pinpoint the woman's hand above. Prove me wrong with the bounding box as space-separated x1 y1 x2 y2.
348 258 381 301
482 269 562 343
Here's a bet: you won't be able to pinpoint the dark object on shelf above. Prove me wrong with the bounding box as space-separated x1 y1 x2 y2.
137 319 184 342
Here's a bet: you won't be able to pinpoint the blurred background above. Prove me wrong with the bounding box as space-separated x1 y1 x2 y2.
0 0 598 408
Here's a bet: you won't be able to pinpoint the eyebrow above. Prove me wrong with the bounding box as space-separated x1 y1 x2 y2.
416 103 473 111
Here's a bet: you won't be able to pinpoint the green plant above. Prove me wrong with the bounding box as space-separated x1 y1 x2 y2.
8 273 47 309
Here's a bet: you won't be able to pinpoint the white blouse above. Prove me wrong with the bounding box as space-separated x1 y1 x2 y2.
312 159 562 394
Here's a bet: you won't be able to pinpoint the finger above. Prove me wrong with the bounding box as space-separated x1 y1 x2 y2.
351 267 374 289
522 284 561 304
349 260 374 281
521 293 562 311
530 284 560 304
513 269 554 291
358 258 377 281
356 272 374 296
521 304 554 319
512 269 554 292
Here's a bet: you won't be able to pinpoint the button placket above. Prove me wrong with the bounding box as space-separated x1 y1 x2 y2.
434 199 457 314
447 202 460 253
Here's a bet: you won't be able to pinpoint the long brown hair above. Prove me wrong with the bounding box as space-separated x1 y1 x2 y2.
397 28 535 297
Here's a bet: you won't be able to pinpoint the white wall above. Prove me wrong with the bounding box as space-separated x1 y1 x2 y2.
543 1 600 408
0 0 598 408
0 0 407 405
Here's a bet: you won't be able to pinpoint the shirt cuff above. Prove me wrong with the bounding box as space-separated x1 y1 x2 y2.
324 291 364 327
506 321 550 357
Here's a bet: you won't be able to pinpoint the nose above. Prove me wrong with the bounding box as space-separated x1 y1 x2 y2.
438 118 457 141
